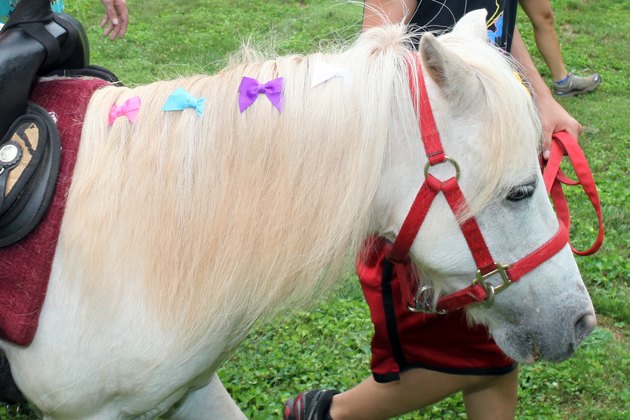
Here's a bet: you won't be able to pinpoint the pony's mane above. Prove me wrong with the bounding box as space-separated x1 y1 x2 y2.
60 23 539 350
62 24 414 348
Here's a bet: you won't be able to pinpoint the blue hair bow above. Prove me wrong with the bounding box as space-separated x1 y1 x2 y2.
163 87 206 117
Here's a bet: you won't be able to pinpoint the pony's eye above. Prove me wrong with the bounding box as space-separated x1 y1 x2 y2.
506 182 536 201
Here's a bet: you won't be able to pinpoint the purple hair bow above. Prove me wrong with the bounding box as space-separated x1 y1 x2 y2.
238 77 284 113
108 96 142 125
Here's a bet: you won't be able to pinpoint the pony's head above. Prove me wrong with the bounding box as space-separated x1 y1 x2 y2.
372 10 595 362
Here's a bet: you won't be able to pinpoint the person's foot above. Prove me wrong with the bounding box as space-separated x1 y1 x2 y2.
283 389 339 420
553 72 601 97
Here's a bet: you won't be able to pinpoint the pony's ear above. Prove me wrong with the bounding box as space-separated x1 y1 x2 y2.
451 9 488 42
419 32 476 98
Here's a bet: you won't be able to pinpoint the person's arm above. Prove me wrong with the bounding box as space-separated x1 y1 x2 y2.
362 0 417 30
100 0 128 40
511 27 581 158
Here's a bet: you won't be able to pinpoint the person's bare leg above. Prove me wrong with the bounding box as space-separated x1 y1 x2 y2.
362 0 418 30
519 0 567 81
329 368 515 420
463 368 519 420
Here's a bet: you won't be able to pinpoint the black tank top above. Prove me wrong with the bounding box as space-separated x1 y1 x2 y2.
408 0 517 51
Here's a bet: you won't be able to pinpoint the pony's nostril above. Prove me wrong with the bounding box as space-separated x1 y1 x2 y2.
574 313 597 342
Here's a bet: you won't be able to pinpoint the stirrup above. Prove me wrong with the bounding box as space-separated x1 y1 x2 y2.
0 102 61 247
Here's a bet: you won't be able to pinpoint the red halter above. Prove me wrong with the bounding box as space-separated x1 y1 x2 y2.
390 57 597 313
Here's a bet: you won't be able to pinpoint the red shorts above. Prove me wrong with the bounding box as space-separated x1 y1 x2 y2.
357 237 516 383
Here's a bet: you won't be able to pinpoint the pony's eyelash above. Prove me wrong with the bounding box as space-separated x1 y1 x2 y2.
506 181 537 201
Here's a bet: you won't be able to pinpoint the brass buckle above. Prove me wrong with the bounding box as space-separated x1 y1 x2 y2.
472 262 512 306
423 156 461 181
407 285 447 314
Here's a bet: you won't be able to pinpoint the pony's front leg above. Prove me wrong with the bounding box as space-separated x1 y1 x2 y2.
168 374 245 420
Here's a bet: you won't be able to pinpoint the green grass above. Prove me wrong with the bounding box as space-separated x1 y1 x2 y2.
2 0 628 418
66 0 362 85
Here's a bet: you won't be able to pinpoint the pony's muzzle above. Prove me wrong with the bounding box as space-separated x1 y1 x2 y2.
574 312 597 344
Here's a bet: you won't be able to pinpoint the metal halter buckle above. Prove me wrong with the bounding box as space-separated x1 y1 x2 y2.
472 262 512 306
423 155 461 181
407 285 447 314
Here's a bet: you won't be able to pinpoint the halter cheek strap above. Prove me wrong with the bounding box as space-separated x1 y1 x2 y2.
391 56 581 313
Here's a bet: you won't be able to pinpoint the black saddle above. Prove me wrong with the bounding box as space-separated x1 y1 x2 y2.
47 63 121 83
0 102 60 247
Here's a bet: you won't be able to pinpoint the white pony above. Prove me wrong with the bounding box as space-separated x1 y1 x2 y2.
2 11 595 419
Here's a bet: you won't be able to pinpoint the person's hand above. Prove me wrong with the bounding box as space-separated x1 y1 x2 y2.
535 95 582 159
100 0 128 40
509 29 582 159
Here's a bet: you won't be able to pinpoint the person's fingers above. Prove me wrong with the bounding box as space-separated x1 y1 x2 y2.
542 119 582 160
112 2 128 39
100 0 128 40
102 21 112 37
556 118 582 144
100 0 116 27
537 96 583 160
566 121 583 142
109 24 121 40
542 128 553 160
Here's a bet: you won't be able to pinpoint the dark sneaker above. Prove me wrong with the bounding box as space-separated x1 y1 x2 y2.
553 72 601 97
283 389 340 420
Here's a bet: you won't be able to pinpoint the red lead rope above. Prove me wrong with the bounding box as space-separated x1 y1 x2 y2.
392 57 602 313
543 131 604 255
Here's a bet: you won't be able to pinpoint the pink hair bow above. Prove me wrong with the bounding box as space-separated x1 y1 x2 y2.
238 77 284 113
108 96 142 125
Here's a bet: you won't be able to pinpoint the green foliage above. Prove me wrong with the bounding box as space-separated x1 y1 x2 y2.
2 0 628 418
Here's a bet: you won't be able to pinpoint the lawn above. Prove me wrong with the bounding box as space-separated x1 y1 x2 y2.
2 0 628 418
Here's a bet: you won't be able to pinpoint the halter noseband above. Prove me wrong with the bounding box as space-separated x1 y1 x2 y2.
390 56 570 313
